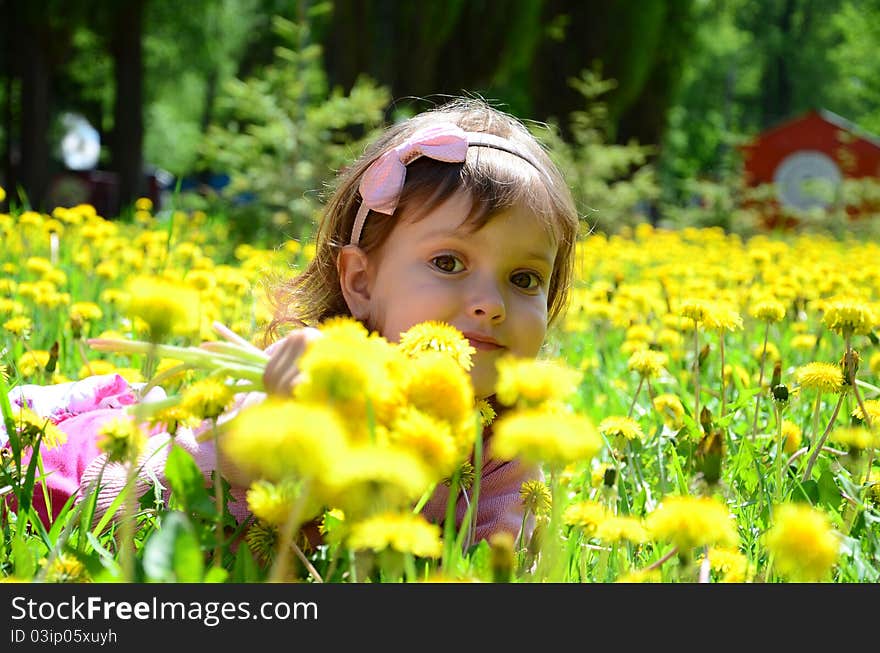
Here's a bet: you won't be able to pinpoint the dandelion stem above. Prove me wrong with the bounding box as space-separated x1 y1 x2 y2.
645 546 678 571
693 322 701 426
291 541 323 583
720 335 726 418
627 376 644 419
212 419 224 568
750 322 770 441
801 393 844 482
774 404 786 503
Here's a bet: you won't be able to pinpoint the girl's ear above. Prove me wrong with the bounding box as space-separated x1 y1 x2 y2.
337 245 372 320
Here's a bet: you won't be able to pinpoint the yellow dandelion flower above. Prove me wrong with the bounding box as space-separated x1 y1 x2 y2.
794 362 844 394
790 334 817 351
442 460 476 494
753 341 780 363
114 368 144 384
704 547 749 583
492 409 603 468
44 553 91 583
616 569 662 583
870 351 880 377
403 351 474 428
178 378 235 421
852 399 880 424
595 516 648 544
780 420 802 454
96 417 146 463
347 512 443 558
221 400 348 483
3 315 32 337
821 297 876 336
520 479 552 516
124 276 200 341
645 495 738 552
494 355 581 408
397 320 475 371
325 445 432 518
78 360 117 379
134 197 153 212
829 426 878 452
70 301 103 323
0 185 5 202
750 299 786 323
627 349 668 378
388 406 461 478
245 521 278 564
12 406 67 450
706 303 743 332
184 269 216 293
296 320 402 433
598 416 645 444
563 500 608 534
624 324 654 342
25 256 53 275
679 298 714 325
765 503 840 582
657 328 683 349
651 392 684 430
247 478 321 527
475 398 496 427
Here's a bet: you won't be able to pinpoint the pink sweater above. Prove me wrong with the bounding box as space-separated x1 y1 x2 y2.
3 374 538 545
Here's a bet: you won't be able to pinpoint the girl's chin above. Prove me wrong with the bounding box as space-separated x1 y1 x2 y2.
470 370 498 400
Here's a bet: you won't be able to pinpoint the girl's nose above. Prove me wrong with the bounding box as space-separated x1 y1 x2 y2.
469 278 506 323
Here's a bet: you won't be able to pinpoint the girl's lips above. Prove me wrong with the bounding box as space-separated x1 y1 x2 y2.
464 334 504 351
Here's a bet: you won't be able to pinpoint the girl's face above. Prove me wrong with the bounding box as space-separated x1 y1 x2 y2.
362 189 556 398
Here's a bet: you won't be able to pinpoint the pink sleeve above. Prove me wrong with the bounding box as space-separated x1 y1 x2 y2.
4 374 255 526
420 455 541 545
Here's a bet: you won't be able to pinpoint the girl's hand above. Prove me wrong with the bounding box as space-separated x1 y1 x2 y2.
262 327 323 397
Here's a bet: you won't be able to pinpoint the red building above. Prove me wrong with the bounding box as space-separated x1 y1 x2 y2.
739 109 880 227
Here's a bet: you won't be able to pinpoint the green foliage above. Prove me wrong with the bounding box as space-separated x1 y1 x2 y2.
195 13 390 242
540 68 660 234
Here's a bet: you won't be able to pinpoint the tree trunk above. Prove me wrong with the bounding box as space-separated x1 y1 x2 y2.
110 0 145 214
19 14 53 211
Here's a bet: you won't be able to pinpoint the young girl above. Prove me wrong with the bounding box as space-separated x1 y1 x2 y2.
10 97 579 545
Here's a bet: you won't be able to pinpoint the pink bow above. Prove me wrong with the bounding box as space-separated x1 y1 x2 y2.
350 123 469 244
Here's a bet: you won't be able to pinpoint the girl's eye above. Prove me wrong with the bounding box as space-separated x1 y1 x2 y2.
431 255 464 273
511 270 542 290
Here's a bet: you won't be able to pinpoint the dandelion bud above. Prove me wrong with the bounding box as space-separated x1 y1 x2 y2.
489 532 515 583
772 384 789 405
603 465 617 488
839 349 860 386
770 360 782 389
695 427 725 485
96 417 146 463
699 406 713 435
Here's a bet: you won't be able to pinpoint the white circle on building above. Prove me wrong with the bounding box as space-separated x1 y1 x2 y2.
772 150 842 210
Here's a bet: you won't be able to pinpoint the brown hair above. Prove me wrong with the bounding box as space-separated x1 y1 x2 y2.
264 97 579 342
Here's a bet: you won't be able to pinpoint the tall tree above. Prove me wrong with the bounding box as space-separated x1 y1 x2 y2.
109 0 146 211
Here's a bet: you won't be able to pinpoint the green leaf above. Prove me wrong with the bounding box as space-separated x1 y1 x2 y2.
466 539 492 582
12 536 37 579
817 467 842 512
142 511 204 582
164 446 216 518
232 541 262 582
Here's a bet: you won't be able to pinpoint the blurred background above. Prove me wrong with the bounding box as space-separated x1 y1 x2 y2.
1 0 879 242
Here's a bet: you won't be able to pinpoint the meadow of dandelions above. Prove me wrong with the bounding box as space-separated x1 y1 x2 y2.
1 193 879 583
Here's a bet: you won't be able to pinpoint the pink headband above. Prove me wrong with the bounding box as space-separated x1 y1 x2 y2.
349 122 546 245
